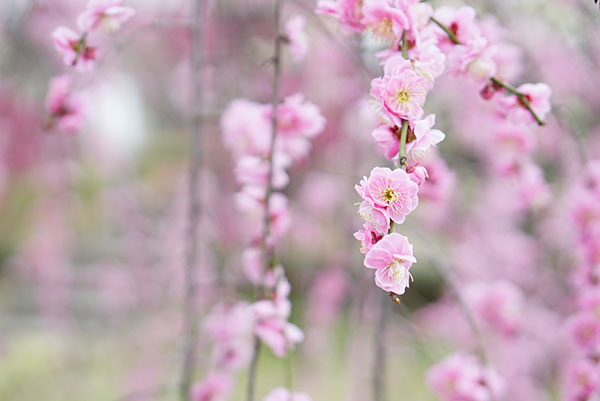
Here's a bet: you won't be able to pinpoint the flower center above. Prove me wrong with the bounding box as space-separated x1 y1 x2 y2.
387 260 405 279
395 89 410 103
371 18 393 40
381 188 398 204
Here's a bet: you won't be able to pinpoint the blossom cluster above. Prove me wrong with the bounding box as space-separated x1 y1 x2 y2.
45 0 135 133
427 353 505 401
564 160 600 401
318 0 554 399
318 0 552 301
192 19 324 400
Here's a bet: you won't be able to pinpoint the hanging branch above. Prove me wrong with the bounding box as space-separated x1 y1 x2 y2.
430 16 546 126
179 0 204 400
246 1 284 401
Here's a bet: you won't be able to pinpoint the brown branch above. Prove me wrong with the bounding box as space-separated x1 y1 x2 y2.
430 17 546 126
246 2 285 401
179 0 204 400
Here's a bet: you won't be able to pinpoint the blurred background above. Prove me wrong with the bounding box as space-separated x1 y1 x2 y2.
1 0 600 400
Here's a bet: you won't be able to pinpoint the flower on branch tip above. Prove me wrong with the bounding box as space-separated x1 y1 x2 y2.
284 15 309 62
362 0 409 42
77 0 136 33
364 232 416 295
52 27 98 71
496 83 552 125
45 75 84 133
316 0 366 34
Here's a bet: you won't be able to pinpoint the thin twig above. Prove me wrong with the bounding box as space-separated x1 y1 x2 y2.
180 0 204 400
431 17 546 126
288 0 372 83
373 291 388 401
246 1 285 401
408 223 496 401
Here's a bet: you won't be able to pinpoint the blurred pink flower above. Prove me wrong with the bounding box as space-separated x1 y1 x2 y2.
466 280 524 336
427 353 505 401
192 373 233 401
204 302 255 371
284 15 309 62
52 27 98 70
567 312 600 351
497 83 552 125
77 0 136 33
221 99 271 157
252 276 304 357
364 232 416 294
433 6 482 49
316 0 365 34
564 359 599 401
45 75 84 133
234 154 291 190
362 0 409 42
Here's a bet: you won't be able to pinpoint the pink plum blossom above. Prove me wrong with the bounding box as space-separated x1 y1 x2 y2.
567 312 600 351
45 75 84 133
362 0 409 42
284 15 309 62
564 360 599 401
192 373 233 401
371 57 429 124
427 353 505 401
221 99 271 157
203 302 255 371
406 114 446 161
77 0 136 33
364 232 416 295
433 6 483 49
354 222 384 255
316 0 366 34
356 167 419 224
234 154 291 190
466 280 524 336
252 276 304 357
52 27 98 70
497 83 552 125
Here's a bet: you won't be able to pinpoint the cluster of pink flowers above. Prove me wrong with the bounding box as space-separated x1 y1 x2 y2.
427 353 505 401
195 270 305 400
192 26 324 401
46 0 135 133
564 160 600 401
53 0 135 71
319 0 554 399
317 0 449 297
44 75 84 134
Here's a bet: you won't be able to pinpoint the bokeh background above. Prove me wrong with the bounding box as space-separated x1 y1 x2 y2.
1 0 600 400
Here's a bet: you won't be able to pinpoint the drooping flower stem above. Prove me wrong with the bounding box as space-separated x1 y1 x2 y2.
180 0 204 400
398 120 409 168
430 18 546 126
490 77 545 126
259 0 284 290
246 337 262 401
401 29 408 59
429 17 460 44
247 1 284 401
